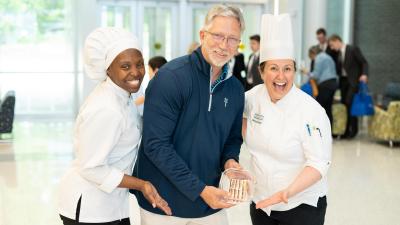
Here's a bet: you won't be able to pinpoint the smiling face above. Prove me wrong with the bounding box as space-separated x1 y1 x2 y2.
107 48 145 93
200 16 241 68
260 59 296 103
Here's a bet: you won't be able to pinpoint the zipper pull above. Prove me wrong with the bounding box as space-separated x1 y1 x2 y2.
208 93 213 112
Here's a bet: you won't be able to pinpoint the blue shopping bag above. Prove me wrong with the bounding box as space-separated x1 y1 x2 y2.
350 82 375 116
300 81 313 97
300 79 318 97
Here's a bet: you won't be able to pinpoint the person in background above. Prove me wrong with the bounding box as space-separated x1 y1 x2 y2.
302 46 338 127
310 28 338 72
57 27 171 225
135 56 167 106
328 34 369 139
244 14 332 225
245 34 262 91
230 48 246 87
131 4 245 225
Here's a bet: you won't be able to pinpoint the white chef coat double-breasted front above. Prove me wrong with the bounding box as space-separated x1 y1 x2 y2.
244 84 332 215
58 77 142 223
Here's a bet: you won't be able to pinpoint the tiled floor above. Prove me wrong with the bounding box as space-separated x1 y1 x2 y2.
0 119 399 225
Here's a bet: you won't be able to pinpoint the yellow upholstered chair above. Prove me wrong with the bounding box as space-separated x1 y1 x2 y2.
332 103 347 138
368 101 400 147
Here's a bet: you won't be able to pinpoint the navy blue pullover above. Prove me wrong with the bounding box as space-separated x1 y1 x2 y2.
130 47 244 218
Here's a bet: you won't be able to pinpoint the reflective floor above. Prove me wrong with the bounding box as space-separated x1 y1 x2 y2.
0 119 399 225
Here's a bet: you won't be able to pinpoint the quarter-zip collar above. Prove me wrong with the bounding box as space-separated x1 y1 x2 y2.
210 64 229 93
192 47 211 78
191 46 234 112
192 46 233 81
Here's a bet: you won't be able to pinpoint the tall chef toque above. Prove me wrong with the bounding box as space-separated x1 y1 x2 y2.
259 13 295 64
83 27 141 81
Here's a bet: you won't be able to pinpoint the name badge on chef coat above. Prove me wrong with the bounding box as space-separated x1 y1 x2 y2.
252 113 264 124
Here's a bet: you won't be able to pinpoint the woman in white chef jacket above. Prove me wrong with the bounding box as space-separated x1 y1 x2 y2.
243 14 332 225
58 27 171 225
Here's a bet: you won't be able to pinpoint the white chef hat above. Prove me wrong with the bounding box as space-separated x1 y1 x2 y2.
259 13 295 64
83 27 141 81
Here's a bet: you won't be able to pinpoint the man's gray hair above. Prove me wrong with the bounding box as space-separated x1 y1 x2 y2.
203 5 245 33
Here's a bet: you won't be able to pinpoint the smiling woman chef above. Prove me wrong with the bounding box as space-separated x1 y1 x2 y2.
57 27 171 225
242 14 332 225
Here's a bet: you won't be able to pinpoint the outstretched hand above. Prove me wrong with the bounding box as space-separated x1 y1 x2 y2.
141 181 172 215
200 186 234 209
256 189 290 209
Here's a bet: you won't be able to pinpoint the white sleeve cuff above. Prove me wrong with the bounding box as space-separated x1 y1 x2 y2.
305 160 331 178
98 168 124 193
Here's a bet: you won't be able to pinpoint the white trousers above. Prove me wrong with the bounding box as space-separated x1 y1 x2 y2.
140 208 229 225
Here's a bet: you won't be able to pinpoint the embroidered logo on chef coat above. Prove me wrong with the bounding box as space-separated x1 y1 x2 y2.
306 124 322 138
224 97 229 108
252 113 264 124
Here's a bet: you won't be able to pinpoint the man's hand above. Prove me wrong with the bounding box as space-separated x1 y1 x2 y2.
141 181 172 215
300 68 309 75
359 74 368 83
200 186 234 209
255 189 290 209
224 159 241 170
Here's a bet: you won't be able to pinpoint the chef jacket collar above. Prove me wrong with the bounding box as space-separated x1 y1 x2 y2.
263 83 296 110
105 77 131 102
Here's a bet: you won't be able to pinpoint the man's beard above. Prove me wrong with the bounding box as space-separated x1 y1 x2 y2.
207 48 232 67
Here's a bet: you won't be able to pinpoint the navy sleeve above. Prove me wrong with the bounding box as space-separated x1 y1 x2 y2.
354 46 369 76
220 89 244 168
143 69 206 202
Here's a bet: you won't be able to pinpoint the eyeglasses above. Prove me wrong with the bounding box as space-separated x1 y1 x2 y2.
266 64 295 75
204 30 241 47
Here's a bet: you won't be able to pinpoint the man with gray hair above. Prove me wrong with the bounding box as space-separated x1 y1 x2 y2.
130 4 245 225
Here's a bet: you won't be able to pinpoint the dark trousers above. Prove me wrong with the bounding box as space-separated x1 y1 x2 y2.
316 78 338 127
339 77 358 138
60 216 130 225
250 196 327 225
60 196 130 225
